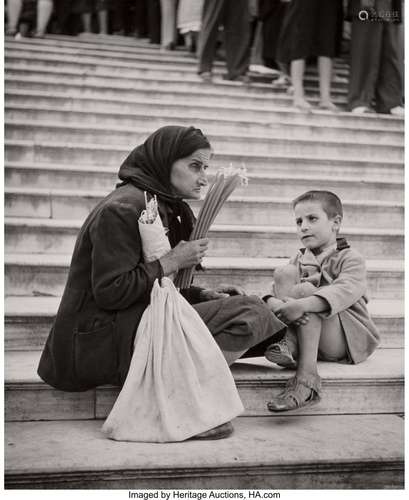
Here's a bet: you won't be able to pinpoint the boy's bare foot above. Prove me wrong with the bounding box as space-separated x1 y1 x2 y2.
293 97 312 112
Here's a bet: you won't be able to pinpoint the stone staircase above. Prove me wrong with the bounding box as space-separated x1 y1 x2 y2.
4 35 404 489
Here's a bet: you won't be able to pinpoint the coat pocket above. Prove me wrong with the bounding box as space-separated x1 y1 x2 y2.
74 322 117 388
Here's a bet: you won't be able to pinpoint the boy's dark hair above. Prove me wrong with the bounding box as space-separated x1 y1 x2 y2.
292 190 343 219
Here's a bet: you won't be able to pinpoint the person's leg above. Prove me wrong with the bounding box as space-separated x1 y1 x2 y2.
198 0 225 75
193 295 286 366
97 9 108 34
159 0 177 49
6 0 24 34
81 12 92 33
147 0 161 44
35 0 54 36
223 0 251 79
291 58 312 110
375 22 404 113
318 56 338 110
348 17 382 111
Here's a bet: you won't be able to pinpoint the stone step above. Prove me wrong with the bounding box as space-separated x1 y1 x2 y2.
4 295 403 351
5 103 403 145
5 414 403 489
5 38 350 75
6 140 404 180
5 66 349 105
4 349 404 423
4 253 404 301
6 35 352 74
4 187 403 230
6 120 403 161
5 46 348 90
5 87 404 132
5 217 403 259
5 161 404 202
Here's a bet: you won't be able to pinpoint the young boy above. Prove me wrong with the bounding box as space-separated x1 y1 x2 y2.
263 190 380 411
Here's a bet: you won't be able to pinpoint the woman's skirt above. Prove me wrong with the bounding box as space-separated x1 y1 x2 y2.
277 0 343 63
177 0 204 34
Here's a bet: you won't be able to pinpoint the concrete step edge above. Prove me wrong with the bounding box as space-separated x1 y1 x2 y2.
4 160 405 186
6 119 404 151
5 102 404 137
4 293 404 319
4 216 405 237
5 416 403 490
5 139 404 168
4 67 350 104
4 253 404 273
4 186 404 209
4 349 404 385
6 88 404 129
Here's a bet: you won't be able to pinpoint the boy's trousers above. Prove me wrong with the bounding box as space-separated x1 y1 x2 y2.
348 18 403 112
198 0 251 79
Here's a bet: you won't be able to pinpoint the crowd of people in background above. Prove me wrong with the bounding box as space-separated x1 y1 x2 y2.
5 0 404 115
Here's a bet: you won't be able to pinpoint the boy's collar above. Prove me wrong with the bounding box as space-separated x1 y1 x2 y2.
299 237 350 255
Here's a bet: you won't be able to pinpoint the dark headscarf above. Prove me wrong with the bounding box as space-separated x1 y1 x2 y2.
117 125 211 247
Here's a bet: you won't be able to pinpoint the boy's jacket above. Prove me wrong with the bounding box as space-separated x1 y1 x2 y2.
290 238 380 364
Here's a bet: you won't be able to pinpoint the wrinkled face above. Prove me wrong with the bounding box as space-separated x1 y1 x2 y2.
170 148 211 200
294 201 341 254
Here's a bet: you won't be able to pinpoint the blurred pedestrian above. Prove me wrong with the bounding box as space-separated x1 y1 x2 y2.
160 0 177 50
348 0 404 115
177 0 204 53
198 0 251 82
277 0 343 111
74 0 109 35
6 0 54 37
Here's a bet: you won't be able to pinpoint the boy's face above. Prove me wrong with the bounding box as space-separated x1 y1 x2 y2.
294 201 341 253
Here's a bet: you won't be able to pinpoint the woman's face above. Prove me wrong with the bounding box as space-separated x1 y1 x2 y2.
170 148 211 200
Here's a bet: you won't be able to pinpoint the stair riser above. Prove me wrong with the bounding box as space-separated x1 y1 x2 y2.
5 314 402 351
5 378 404 422
5 193 404 229
5 263 403 301
5 467 404 490
8 91 399 131
4 47 350 89
6 125 403 161
6 226 403 259
5 142 404 180
5 166 404 202
5 58 348 96
6 107 402 145
5 68 348 103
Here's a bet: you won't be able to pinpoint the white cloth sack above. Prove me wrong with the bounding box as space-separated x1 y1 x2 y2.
102 277 244 442
138 205 171 264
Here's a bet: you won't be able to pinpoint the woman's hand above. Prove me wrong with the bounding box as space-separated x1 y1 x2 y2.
159 238 209 276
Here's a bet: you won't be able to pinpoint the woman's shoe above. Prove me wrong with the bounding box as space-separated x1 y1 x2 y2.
265 337 297 369
191 422 234 440
267 374 321 412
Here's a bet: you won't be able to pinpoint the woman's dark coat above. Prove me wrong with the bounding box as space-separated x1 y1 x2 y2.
38 126 207 391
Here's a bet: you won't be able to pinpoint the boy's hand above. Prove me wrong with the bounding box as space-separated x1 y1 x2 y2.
275 298 307 324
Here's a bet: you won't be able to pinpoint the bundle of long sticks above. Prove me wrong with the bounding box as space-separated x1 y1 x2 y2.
174 166 247 289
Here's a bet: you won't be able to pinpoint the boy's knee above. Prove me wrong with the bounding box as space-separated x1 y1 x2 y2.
274 264 299 283
291 281 317 299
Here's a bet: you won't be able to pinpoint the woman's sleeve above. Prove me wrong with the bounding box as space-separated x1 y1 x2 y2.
89 202 163 310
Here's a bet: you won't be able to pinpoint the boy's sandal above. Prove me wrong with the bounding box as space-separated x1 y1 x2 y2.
265 338 297 369
267 374 321 412
191 421 234 440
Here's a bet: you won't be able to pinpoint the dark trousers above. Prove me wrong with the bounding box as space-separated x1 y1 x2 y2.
348 19 403 112
147 0 161 43
193 295 285 364
198 0 250 79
